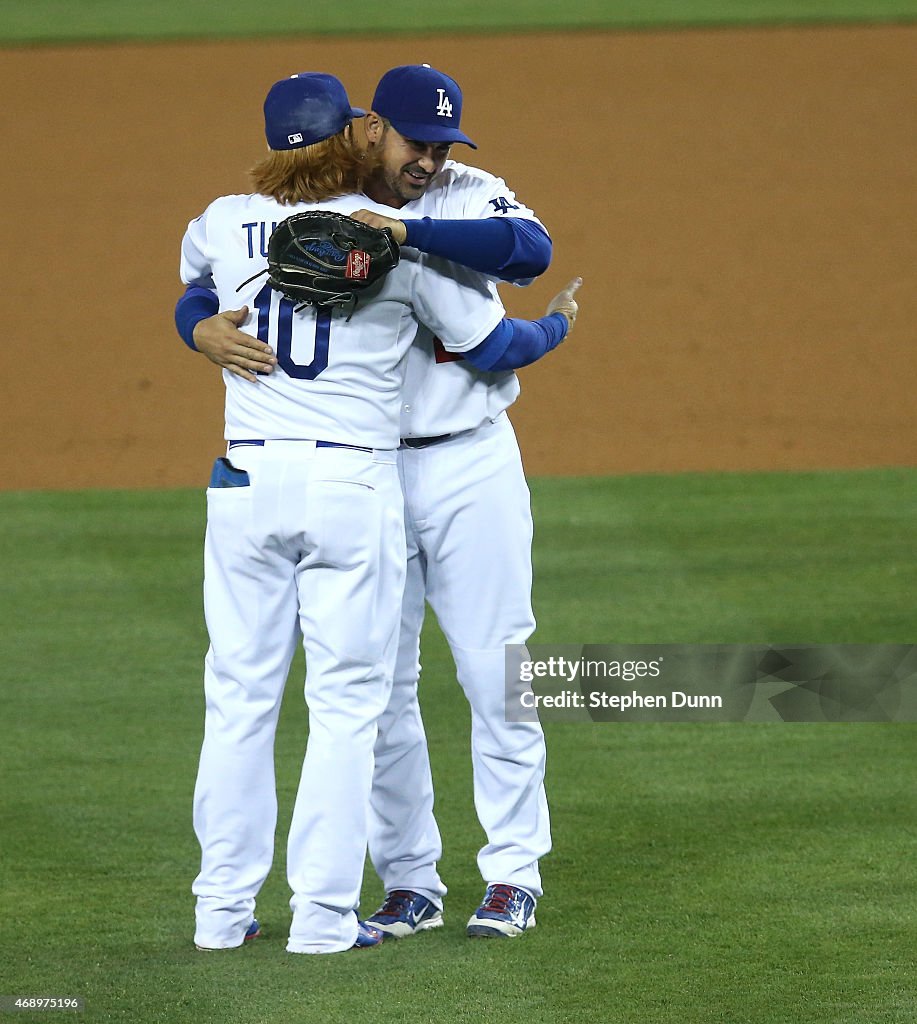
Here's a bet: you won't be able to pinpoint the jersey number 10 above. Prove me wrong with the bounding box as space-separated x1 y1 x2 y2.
253 283 330 380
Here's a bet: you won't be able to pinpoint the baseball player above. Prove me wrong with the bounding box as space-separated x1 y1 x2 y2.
180 70 580 955
358 66 556 941
175 65 579 942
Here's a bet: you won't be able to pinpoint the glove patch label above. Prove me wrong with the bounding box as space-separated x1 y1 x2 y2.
347 250 371 280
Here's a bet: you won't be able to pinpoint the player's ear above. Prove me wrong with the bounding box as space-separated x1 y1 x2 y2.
364 112 384 145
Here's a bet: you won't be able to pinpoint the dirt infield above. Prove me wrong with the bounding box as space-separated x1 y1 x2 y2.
1 25 914 490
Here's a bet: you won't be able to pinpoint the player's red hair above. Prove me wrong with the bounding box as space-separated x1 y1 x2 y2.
250 131 365 205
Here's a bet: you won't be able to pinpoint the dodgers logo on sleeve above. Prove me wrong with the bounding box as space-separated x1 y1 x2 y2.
489 197 521 215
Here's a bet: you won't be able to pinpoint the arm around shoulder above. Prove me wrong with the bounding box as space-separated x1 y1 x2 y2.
349 208 551 282
403 217 551 282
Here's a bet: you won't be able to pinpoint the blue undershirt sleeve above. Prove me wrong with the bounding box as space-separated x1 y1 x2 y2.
175 286 220 350
403 217 552 281
463 313 569 372
502 219 553 281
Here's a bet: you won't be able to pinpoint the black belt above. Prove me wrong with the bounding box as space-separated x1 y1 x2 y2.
228 439 372 453
400 434 453 449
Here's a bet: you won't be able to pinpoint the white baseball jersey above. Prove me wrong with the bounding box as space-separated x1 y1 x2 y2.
396 161 546 438
180 192 506 449
366 166 552 905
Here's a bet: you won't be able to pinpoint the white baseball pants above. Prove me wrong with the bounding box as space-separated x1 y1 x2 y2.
368 414 551 902
191 440 405 953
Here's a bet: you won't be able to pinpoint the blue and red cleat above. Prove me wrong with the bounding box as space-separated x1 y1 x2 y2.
351 919 385 948
366 890 444 939
195 918 261 951
466 884 536 938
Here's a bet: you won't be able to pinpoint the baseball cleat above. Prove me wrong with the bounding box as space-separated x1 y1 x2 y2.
466 884 536 938
195 918 261 951
351 920 385 949
365 889 444 939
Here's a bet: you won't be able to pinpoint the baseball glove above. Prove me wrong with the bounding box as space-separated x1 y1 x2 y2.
243 210 400 319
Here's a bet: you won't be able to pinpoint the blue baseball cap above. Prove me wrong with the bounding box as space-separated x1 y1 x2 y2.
264 72 365 150
372 64 477 149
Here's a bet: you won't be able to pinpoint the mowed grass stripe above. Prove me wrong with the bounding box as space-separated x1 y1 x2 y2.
2 0 917 45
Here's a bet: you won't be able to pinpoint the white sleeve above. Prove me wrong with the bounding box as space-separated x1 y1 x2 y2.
442 164 545 225
179 208 215 288
411 254 506 353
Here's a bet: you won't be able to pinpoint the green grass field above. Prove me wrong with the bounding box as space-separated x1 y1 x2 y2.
1 470 915 1022
1 0 917 44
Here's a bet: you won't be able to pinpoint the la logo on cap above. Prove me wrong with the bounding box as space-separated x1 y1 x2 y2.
371 63 477 148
